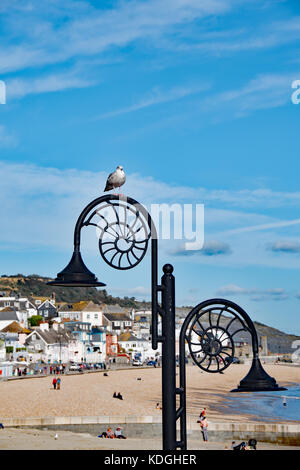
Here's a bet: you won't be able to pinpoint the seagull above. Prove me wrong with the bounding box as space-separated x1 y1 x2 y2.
104 165 126 193
54 433 59 440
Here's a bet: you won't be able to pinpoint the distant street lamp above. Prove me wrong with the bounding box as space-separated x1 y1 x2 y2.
48 194 286 450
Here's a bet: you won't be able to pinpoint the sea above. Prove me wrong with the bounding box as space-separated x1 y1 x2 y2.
222 384 300 422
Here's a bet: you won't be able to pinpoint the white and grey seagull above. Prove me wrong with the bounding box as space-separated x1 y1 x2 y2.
104 165 126 193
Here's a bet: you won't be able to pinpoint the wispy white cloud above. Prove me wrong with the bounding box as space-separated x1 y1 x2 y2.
216 284 288 301
203 72 295 117
0 0 236 74
174 15 300 54
171 240 231 257
93 83 210 119
109 286 151 298
268 240 300 253
7 70 96 100
1 160 300 273
222 218 300 236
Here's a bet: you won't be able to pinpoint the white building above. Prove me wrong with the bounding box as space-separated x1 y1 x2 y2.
64 321 106 363
25 323 77 363
118 331 161 361
0 296 36 327
58 301 103 328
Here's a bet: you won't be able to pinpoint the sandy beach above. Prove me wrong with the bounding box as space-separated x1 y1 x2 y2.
0 364 299 423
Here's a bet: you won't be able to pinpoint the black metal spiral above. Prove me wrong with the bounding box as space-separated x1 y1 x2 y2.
185 301 251 373
83 197 151 270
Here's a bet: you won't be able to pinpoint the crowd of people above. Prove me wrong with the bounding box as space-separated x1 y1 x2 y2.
50 364 66 374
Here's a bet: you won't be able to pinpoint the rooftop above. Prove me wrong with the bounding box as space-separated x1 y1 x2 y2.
103 312 132 322
118 331 145 342
58 301 102 312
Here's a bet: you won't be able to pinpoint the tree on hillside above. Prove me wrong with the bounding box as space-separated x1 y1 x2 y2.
28 315 43 327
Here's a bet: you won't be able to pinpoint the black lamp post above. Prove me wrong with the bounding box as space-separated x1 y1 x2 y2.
48 194 286 450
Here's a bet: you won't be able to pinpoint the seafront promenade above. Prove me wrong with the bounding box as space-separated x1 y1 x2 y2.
1 414 300 446
0 426 299 450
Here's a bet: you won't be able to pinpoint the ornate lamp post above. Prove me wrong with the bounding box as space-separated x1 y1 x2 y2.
48 194 286 450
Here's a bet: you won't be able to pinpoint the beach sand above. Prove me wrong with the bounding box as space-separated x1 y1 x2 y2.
0 363 299 423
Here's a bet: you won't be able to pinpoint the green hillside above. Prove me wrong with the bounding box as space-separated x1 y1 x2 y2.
0 274 150 309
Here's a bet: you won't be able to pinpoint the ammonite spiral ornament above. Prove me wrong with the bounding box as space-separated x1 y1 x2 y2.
185 301 251 373
85 197 151 270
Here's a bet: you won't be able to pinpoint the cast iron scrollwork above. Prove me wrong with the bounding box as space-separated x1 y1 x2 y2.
83 197 151 270
185 301 251 373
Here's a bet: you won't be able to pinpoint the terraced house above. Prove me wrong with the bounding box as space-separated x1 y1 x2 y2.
58 301 103 327
25 322 76 363
102 304 133 335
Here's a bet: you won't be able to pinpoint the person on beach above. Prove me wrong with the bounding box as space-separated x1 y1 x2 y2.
116 392 123 400
99 427 115 438
200 416 208 442
197 407 206 422
52 377 57 390
283 397 287 407
248 438 257 450
114 427 127 439
232 441 246 451
57 377 61 390
156 403 162 410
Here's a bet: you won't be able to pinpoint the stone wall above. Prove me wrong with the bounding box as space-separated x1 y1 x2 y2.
1 415 300 446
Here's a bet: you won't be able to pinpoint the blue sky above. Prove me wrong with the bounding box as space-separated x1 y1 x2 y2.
1 0 300 334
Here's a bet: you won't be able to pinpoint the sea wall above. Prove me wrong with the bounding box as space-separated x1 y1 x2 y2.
1 415 300 446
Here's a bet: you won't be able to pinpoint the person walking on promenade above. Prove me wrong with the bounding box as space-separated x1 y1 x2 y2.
52 377 57 390
57 377 61 390
200 416 208 442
